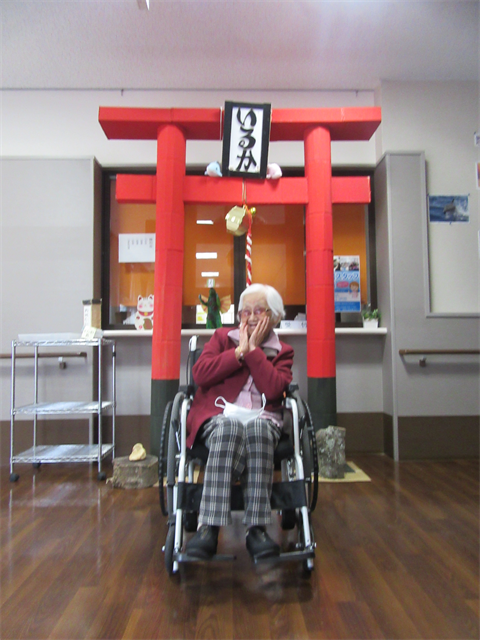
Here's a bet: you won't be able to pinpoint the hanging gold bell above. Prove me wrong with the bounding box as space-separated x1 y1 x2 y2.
225 205 248 236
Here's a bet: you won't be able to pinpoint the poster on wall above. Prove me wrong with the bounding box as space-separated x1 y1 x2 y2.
476 163 480 190
334 256 361 313
118 233 155 262
428 195 469 223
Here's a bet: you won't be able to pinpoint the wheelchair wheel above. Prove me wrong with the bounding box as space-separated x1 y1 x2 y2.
303 557 315 575
303 527 315 574
301 399 319 512
164 524 176 576
159 400 173 516
160 391 186 516
166 421 179 516
298 519 315 575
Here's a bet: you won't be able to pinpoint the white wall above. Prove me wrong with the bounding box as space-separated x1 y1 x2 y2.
0 87 381 422
375 152 480 459
335 335 384 412
377 81 479 313
1 82 478 424
0 158 99 339
1 89 377 168
0 158 101 421
102 332 385 420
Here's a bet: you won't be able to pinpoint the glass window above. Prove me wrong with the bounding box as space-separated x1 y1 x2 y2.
249 204 306 317
183 204 234 327
183 203 306 327
107 178 156 329
103 170 375 330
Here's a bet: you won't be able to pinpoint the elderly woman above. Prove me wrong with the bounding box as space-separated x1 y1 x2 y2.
185 284 294 561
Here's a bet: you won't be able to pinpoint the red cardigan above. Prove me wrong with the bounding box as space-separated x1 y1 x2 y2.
186 327 294 448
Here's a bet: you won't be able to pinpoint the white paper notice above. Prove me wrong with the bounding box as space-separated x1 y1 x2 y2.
119 234 155 263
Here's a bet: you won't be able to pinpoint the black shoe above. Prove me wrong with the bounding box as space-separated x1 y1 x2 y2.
246 526 280 561
185 525 219 559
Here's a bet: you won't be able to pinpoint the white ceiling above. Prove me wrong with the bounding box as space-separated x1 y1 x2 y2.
1 0 478 92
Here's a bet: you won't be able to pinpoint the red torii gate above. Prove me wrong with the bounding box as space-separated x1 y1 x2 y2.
99 106 381 456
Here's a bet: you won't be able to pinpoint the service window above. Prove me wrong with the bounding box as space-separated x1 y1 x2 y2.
103 170 375 330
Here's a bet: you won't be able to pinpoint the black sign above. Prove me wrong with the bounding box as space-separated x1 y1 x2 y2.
222 102 271 179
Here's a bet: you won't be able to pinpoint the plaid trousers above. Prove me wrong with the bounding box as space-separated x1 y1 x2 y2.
198 415 282 527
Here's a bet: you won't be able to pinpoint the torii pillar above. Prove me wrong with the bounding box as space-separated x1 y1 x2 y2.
304 126 336 429
151 124 187 444
99 106 381 456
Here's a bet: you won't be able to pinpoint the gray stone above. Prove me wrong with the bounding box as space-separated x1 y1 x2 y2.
112 454 158 489
316 426 346 479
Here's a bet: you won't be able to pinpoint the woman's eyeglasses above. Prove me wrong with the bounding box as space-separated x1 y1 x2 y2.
240 307 270 319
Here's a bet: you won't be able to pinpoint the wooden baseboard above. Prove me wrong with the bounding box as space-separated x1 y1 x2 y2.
328 413 479 459
2 413 478 466
398 416 479 459
0 416 151 467
336 412 385 453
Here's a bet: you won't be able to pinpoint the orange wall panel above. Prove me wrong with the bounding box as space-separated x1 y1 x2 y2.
251 205 306 306
183 204 234 306
109 194 368 314
332 203 368 307
109 193 156 307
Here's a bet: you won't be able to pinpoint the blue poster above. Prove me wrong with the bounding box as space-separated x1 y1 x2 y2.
428 195 469 223
334 255 361 313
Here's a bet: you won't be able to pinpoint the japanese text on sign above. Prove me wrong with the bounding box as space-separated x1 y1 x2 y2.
222 101 271 178
118 233 155 263
229 106 264 174
334 255 361 313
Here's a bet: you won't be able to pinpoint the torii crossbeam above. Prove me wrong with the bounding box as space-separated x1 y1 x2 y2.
99 105 381 456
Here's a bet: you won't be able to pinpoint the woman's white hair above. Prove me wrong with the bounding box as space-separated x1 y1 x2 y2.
237 284 286 326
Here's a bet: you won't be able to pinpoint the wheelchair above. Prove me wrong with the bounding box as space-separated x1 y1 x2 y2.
159 336 319 576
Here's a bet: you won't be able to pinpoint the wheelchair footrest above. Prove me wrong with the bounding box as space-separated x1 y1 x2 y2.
254 548 315 565
175 552 237 563
174 549 314 565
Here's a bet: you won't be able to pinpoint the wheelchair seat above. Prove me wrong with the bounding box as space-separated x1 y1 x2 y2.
188 427 293 468
159 335 318 576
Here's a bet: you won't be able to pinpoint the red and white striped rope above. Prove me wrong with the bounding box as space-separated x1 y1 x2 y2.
245 219 252 287
242 181 253 287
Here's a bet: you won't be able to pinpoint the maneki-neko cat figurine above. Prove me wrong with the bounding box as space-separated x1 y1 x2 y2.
134 294 154 330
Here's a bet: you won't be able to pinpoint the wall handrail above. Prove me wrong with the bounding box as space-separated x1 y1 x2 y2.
399 348 479 367
399 349 479 356
0 352 88 360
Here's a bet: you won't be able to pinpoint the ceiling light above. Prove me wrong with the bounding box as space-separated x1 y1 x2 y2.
137 0 150 10
197 220 214 225
196 252 217 260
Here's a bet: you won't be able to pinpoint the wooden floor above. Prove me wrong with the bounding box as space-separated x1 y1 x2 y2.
1 455 478 640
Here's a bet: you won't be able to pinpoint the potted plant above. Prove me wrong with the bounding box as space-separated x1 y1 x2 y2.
361 307 381 328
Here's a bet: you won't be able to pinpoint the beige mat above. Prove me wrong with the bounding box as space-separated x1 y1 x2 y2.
318 461 371 482
159 465 370 487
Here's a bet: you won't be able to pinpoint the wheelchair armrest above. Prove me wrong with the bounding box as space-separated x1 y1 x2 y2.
179 384 196 397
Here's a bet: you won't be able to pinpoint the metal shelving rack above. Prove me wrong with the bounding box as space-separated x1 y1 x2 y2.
10 337 116 482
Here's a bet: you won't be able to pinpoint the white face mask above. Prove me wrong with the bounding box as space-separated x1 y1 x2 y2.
214 394 266 424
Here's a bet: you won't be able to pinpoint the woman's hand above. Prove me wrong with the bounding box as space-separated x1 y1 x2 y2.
236 320 250 360
248 315 271 350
